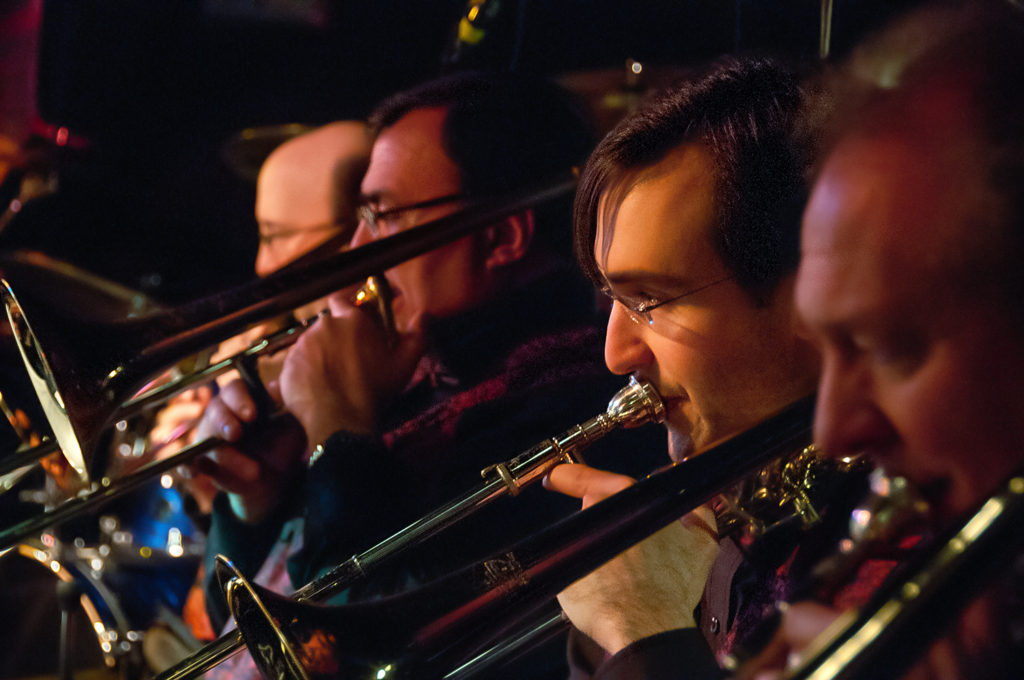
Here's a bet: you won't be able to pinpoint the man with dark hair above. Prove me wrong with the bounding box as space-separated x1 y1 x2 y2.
747 3 1024 677
194 70 666 678
546 55 870 678
572 56 808 307
367 71 595 260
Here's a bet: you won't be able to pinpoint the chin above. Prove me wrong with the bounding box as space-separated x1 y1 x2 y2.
388 294 410 328
667 429 693 463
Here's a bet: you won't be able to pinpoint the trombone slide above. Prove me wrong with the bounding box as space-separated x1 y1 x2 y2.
0 177 575 472
221 394 815 680
154 377 663 680
785 470 1024 680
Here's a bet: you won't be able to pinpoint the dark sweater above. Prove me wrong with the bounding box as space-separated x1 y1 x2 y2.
203 268 669 677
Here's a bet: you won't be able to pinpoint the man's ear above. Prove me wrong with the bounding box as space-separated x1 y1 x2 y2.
484 210 534 269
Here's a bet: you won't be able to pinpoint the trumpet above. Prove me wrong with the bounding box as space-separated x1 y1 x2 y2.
154 376 664 680
219 394 816 680
0 175 575 545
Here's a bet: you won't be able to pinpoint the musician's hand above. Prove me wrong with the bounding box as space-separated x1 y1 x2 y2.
546 463 720 655
208 319 294 390
276 292 426 447
734 601 841 680
150 386 212 451
150 386 218 513
738 593 1007 680
192 378 306 523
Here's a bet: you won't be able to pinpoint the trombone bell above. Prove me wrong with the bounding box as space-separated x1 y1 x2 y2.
218 557 312 680
4 285 85 478
0 251 165 480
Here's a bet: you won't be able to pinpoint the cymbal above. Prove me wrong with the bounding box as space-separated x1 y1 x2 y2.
219 123 315 182
557 60 694 133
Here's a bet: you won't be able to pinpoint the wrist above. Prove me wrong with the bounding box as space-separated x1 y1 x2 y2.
228 491 276 525
298 400 375 445
595 610 698 656
307 441 328 469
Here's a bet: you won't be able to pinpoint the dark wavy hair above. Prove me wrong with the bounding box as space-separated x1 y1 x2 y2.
573 54 810 305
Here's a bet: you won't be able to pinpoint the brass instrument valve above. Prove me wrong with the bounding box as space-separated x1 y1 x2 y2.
714 444 843 543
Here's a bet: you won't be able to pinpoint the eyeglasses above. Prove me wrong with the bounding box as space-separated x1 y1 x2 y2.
358 193 466 238
258 221 351 246
601 275 735 341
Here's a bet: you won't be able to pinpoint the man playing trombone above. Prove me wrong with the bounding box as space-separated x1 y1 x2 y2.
191 71 667 678
151 120 372 518
545 55 879 676
745 2 1024 677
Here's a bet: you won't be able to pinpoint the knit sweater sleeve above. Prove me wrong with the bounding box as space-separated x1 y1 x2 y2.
203 492 290 631
286 429 419 588
594 629 726 680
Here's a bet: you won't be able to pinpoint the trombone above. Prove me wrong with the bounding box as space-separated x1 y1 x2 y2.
154 376 665 680
0 175 576 549
218 394 817 679
0 277 385 550
781 468 1024 680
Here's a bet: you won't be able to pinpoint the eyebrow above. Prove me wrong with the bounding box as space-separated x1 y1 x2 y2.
258 220 339 233
358 190 396 207
601 269 703 292
257 220 292 234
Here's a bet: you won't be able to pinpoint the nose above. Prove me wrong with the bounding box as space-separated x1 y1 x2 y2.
814 354 899 459
604 302 654 375
254 245 280 279
350 219 373 249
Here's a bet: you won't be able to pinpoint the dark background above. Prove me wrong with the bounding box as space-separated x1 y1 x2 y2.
0 3 928 675
0 0 925 304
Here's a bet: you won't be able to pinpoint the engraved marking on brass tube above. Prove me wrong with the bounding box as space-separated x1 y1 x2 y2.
482 552 528 593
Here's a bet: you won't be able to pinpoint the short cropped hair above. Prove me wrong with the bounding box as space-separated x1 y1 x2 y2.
369 71 596 260
574 55 809 305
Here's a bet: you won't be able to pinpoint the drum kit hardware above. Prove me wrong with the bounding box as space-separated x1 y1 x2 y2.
0 387 204 679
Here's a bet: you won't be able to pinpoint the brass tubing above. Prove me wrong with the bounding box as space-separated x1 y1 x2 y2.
0 439 58 478
154 377 662 680
221 395 815 679
786 470 1024 680
2 175 575 465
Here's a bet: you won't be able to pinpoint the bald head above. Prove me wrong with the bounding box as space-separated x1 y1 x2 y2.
255 121 371 277
794 2 1024 522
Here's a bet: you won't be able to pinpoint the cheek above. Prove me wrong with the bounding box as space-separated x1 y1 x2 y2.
876 348 1011 492
648 333 735 422
427 241 487 311
390 245 474 318
677 319 760 389
290 235 327 259
878 376 955 470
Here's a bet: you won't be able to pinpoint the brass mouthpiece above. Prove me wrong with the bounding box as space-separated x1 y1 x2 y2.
352 275 397 345
606 376 665 429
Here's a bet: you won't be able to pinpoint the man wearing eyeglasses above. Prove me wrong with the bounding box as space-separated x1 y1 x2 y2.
253 121 369 284
544 56 865 678
151 121 371 511
195 70 667 679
